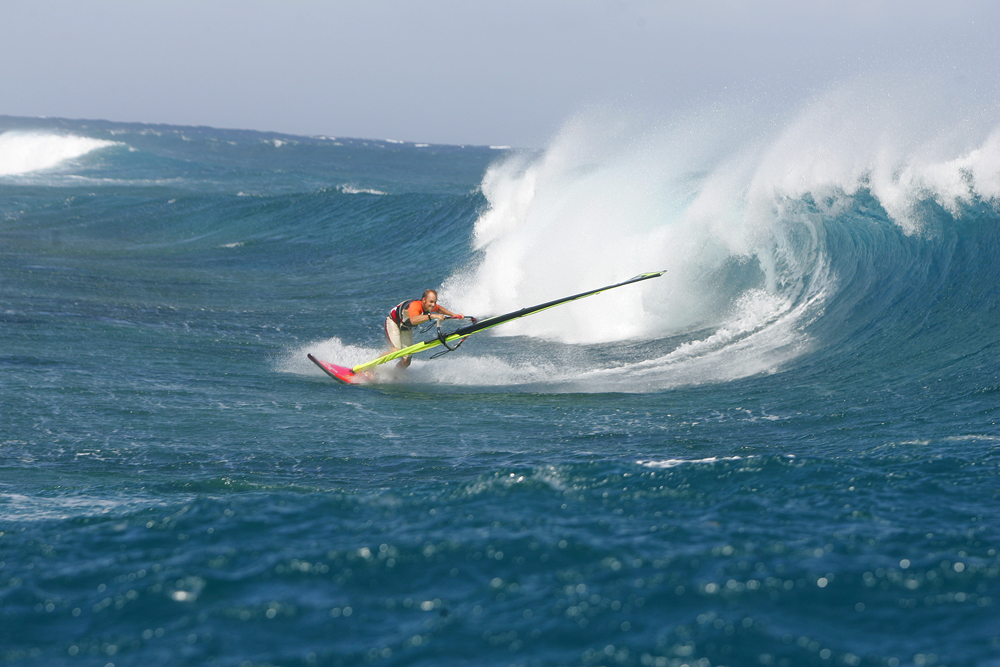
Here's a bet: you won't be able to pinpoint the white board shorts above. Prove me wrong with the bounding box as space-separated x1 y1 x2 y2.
384 317 414 357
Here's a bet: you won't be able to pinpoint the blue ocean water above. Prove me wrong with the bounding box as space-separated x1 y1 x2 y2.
1 92 998 667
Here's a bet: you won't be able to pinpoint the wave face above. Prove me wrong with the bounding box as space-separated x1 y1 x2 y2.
1 100 998 667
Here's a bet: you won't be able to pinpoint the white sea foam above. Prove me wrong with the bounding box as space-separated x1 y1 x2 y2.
338 184 388 196
420 353 561 387
0 492 168 521
637 456 745 469
0 132 120 176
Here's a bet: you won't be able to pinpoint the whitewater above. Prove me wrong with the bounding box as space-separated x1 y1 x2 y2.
1 75 998 667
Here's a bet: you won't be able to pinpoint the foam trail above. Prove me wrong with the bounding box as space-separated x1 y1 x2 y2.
0 132 119 176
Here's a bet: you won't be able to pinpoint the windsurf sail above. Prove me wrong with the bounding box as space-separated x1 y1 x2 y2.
351 270 665 373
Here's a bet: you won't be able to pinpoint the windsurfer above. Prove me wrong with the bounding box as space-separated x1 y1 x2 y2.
385 289 463 369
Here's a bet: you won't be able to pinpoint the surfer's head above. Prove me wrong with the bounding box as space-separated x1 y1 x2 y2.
421 289 439 312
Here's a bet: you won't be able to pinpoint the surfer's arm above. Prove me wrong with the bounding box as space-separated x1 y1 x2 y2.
407 311 451 324
407 300 463 323
434 305 463 319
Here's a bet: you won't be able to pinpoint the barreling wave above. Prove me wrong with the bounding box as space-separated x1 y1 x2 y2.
440 76 1000 391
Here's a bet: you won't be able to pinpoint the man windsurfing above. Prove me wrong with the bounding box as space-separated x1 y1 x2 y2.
385 289 464 370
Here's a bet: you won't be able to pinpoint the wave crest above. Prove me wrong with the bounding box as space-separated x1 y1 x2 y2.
0 131 120 176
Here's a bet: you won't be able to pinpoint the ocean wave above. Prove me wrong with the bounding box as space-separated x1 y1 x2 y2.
637 456 747 469
0 131 121 176
439 76 1000 390
337 183 388 196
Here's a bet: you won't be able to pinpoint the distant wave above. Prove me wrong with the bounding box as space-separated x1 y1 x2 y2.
337 183 388 196
0 131 120 176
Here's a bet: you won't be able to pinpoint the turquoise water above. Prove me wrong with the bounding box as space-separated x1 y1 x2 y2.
1 108 998 667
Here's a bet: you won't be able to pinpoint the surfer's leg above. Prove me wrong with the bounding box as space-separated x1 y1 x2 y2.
384 317 403 351
381 317 409 372
394 327 413 370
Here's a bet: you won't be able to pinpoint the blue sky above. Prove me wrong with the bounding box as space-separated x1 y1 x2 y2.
1 0 997 147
